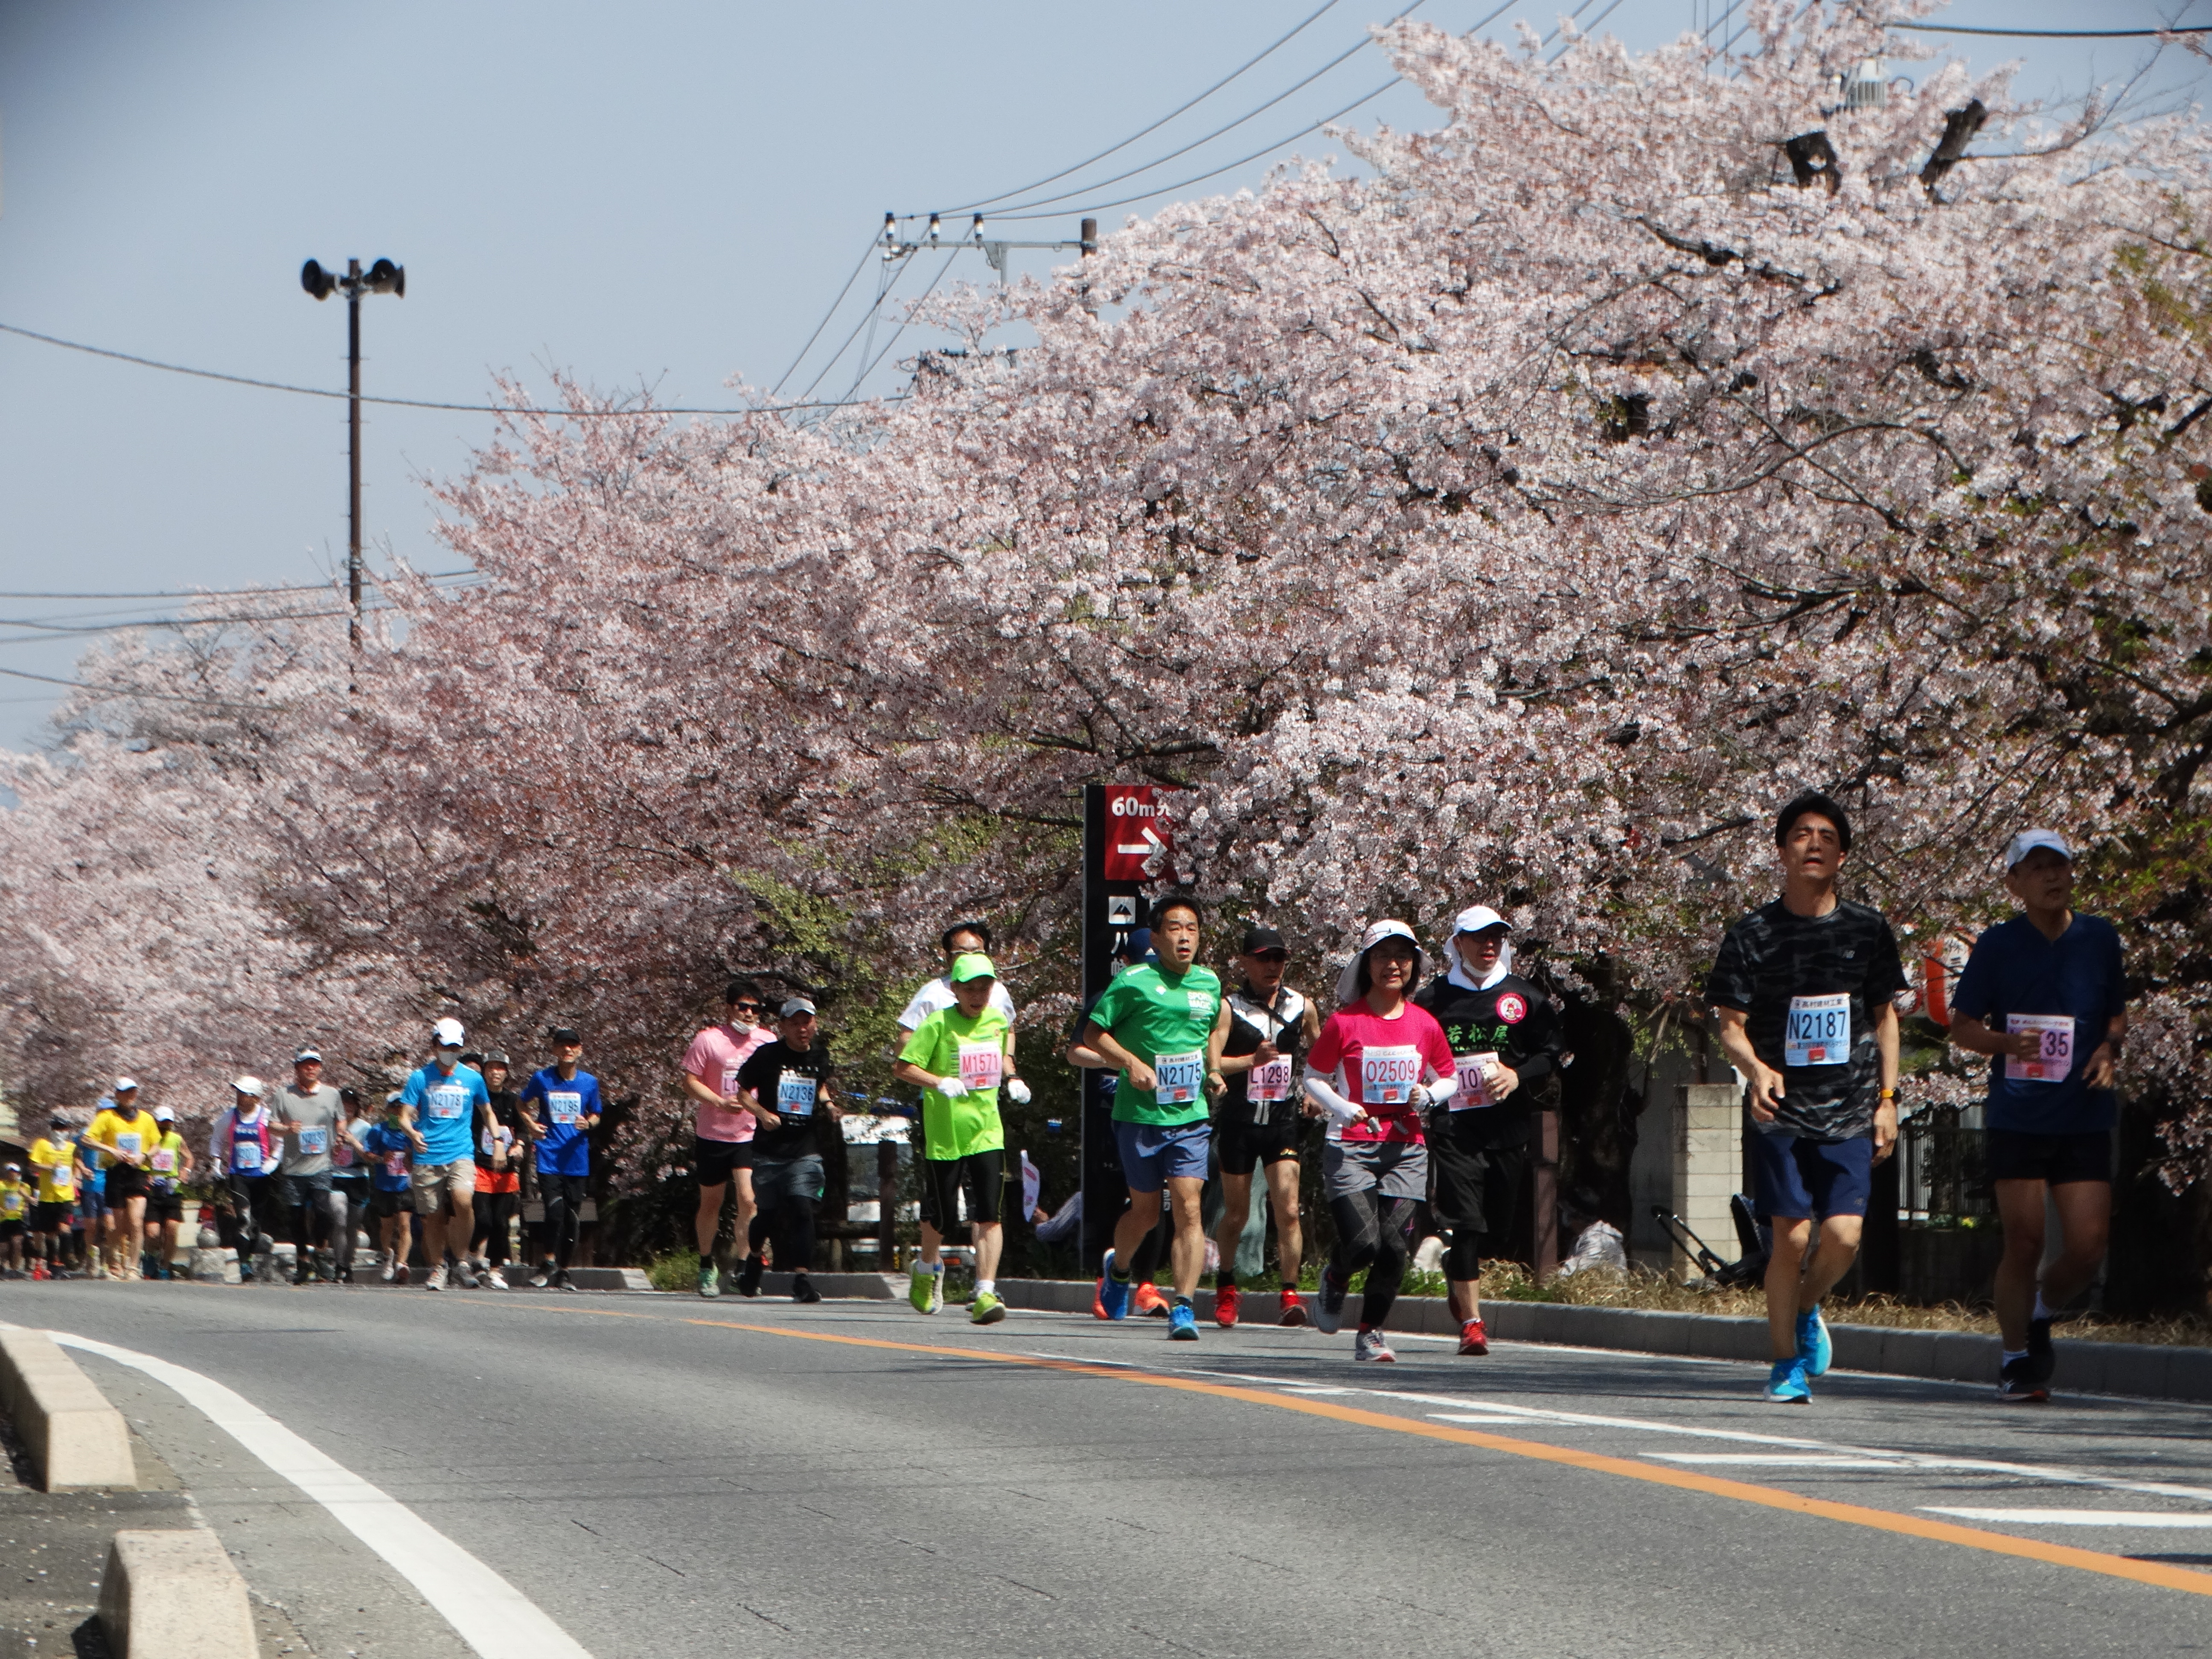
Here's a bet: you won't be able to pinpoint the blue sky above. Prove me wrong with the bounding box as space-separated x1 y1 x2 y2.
1 0 2205 750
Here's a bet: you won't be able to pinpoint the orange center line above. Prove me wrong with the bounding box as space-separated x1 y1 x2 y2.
489 1300 2212 1599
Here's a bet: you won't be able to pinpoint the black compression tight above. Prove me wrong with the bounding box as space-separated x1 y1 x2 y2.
1327 1192 1419 1330
1444 1231 1484 1281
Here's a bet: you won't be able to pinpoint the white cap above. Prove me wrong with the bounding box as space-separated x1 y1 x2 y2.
293 1046 322 1064
2005 829 2074 870
1448 905 1509 939
432 1016 466 1048
153 1105 175 1122
233 1075 264 1097
113 1076 140 1094
1334 919 1427 1004
780 997 818 1019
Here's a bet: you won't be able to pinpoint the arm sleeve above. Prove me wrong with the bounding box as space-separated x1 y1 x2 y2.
1949 929 1995 1022
1302 1071 1361 1125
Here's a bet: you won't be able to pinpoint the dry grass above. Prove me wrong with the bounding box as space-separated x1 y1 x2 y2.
1476 1262 2211 1348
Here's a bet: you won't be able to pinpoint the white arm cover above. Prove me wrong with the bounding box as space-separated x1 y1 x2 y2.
1302 1072 1363 1126
1413 1070 1458 1111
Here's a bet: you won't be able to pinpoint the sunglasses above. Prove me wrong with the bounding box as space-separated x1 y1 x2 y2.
730 1001 765 1013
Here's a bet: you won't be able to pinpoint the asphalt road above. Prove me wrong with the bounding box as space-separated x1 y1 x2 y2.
4 1278 2210 1659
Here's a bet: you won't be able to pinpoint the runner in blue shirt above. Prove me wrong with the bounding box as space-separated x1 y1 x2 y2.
520 1026 604 1292
399 1017 495 1292
1947 829 2129 1404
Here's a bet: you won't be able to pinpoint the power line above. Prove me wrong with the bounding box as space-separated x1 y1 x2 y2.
847 251 960 400
0 322 882 417
935 0 1346 216
0 572 479 602
0 663 276 712
1892 23 2209 38
768 233 881 398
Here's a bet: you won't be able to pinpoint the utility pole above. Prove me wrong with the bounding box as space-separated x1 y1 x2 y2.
301 256 405 658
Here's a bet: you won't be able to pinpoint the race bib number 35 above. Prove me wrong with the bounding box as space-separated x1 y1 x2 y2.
1360 1045 1423 1107
1784 994 1851 1067
957 1042 1004 1093
777 1073 818 1117
1153 1050 1204 1105
2005 1014 2075 1083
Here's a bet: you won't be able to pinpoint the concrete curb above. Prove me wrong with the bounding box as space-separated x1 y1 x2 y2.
0 1326 136 1490
99 1528 256 1659
978 1282 2212 1404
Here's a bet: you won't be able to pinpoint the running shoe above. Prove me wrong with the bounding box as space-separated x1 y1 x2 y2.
91 1259 108 1280
1997 1357 2049 1404
424 1263 446 1292
454 1261 479 1289
1214 1282 1240 1329
1167 1301 1199 1341
1797 1307 1832 1377
2026 1316 2056 1386
736 1255 763 1298
1458 1317 1490 1357
479 1265 506 1289
528 1269 549 1288
377 1252 396 1284
1353 1328 1396 1363
908 1264 940 1314
1278 1290 1310 1328
1096 1250 1134 1321
970 1290 1007 1325
1314 1267 1349 1335
1091 1278 1108 1319
393 1263 410 1285
1135 1281 1170 1318
791 1275 821 1304
555 1269 577 1293
699 1263 721 1299
1763 1357 1810 1403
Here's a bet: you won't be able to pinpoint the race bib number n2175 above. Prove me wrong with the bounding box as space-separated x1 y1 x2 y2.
1153 1050 1204 1105
1784 994 1851 1067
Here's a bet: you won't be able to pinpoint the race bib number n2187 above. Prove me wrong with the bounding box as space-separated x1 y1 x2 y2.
1784 994 1851 1067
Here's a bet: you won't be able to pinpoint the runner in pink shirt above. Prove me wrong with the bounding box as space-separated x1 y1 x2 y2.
681 979 774 1298
1303 920 1458 1360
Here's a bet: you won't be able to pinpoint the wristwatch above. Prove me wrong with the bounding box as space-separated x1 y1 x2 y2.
1877 1088 1897 1101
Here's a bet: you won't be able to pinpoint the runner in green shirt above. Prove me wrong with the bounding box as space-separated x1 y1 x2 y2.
894 952 1021 1324
1075 893 1229 1340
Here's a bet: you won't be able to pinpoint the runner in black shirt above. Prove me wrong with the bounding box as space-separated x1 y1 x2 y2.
735 999 842 1303
1414 904 1564 1357
1707 792 1905 1404
468 1050 533 1288
1209 926 1319 1329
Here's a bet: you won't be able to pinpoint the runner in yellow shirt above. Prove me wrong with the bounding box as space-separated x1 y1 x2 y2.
28 1115 83 1277
88 1082 158 1281
0 1163 30 1277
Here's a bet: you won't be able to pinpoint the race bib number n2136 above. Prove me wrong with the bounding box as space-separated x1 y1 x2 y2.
777 1074 817 1118
1784 994 1851 1067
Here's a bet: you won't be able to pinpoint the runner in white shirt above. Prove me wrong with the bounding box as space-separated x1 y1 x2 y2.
897 921 1024 1313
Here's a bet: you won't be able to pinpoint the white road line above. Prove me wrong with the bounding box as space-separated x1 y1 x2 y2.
1644 1453 1930 1469
1926 1508 2212 1528
44 1329 592 1659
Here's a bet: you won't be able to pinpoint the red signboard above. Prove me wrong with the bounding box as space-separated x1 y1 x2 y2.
1102 785 1174 881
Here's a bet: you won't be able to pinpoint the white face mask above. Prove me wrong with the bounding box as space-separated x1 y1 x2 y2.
436 1047 463 1071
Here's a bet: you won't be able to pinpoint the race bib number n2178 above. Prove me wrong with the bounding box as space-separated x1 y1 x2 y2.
1784 994 1851 1067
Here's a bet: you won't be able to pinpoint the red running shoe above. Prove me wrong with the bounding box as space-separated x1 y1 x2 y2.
1278 1290 1310 1327
1214 1282 1240 1329
1458 1316 1490 1356
1092 1278 1109 1319
1134 1281 1170 1318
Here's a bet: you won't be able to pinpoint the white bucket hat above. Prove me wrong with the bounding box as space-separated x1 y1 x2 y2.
1442 904 1515 984
1334 919 1427 1005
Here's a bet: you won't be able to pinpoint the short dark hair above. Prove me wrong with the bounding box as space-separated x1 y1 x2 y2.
1152 891 1203 928
1775 791 1851 852
941 920 992 953
724 978 763 1006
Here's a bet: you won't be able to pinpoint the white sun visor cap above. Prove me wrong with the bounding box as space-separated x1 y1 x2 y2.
431 1016 466 1049
1334 919 1427 1005
232 1075 264 1097
2005 829 2074 870
1443 905 1513 977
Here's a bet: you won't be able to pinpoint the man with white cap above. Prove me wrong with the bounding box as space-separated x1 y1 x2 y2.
1301 920 1458 1360
1947 829 2128 1404
143 1104 194 1278
273 1046 346 1284
733 997 844 1303
1415 905 1566 1356
399 1017 493 1291
211 1077 284 1279
88 1079 156 1279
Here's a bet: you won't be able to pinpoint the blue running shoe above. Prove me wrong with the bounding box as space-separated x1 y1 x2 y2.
1097 1250 1133 1321
1797 1307 1832 1377
1764 1357 1811 1403
1167 1300 1199 1341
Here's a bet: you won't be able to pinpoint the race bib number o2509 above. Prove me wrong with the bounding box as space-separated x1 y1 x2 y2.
1360 1046 1423 1107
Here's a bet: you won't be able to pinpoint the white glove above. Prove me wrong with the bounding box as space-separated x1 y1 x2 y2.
1302 1074 1365 1126
934 1077 969 1099
1413 1075 1458 1111
1005 1078 1032 1105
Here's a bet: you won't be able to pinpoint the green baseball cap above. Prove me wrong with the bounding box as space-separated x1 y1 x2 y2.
949 952 998 984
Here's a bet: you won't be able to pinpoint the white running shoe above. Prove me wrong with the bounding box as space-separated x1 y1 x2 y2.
480 1264 507 1289
1353 1328 1397 1363
424 1263 447 1291
378 1252 396 1284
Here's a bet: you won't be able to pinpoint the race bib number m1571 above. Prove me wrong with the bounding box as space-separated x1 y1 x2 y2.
957 1042 1004 1093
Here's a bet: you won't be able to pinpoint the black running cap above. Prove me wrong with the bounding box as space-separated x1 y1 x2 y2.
1241 925 1287 954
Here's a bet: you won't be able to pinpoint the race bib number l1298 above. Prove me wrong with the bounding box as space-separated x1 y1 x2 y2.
1784 994 1851 1067
1248 1058 1291 1103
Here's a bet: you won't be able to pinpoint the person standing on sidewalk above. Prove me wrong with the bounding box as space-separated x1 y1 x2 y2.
520 1027 604 1292
143 1105 195 1279
468 1051 531 1288
1946 829 2129 1404
1 1164 31 1276
735 998 842 1304
1208 926 1318 1329
1708 792 1906 1404
399 1019 492 1292
894 952 1021 1324
1415 905 1566 1357
272 1048 346 1284
1079 893 1229 1342
681 980 774 1298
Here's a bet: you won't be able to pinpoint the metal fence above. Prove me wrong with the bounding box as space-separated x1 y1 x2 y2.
1898 1107 1992 1226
